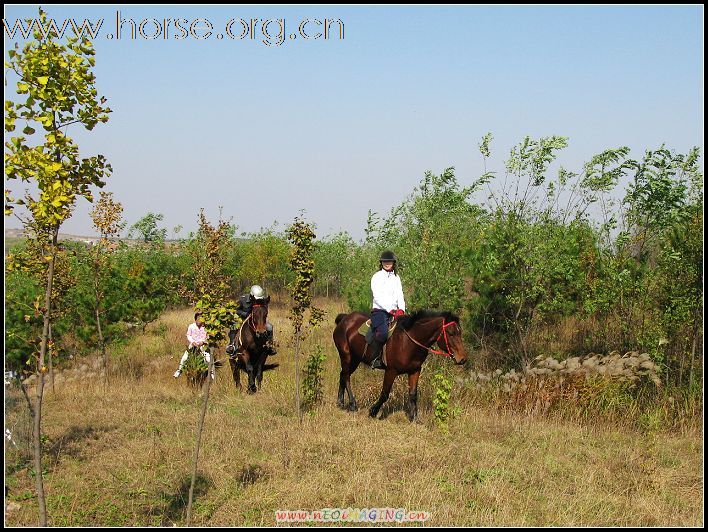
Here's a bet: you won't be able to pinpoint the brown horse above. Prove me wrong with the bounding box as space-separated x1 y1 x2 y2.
225 297 278 394
333 310 468 421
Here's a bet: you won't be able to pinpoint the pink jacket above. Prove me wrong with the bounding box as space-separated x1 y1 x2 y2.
187 323 208 346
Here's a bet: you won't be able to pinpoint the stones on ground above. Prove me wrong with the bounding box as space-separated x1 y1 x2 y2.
465 351 661 391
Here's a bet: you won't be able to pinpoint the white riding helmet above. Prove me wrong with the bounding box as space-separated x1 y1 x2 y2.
250 285 265 299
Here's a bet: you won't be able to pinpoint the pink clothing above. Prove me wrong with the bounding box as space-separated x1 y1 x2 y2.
187 323 208 346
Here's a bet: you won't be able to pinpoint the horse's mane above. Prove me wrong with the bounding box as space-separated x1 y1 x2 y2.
399 310 460 330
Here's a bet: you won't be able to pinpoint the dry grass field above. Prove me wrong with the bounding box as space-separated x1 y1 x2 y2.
4 299 703 526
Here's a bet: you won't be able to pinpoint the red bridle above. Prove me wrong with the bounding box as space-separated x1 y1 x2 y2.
403 318 458 358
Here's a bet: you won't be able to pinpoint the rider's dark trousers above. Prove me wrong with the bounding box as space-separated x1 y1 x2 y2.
371 309 391 343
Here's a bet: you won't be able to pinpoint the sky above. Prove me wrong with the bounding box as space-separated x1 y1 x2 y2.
3 5 704 241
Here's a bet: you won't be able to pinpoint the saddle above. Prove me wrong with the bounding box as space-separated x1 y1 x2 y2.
358 318 397 341
358 319 397 368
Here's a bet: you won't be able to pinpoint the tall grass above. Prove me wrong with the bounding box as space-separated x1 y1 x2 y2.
4 299 703 526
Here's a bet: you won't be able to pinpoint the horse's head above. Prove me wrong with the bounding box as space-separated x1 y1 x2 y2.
400 311 469 366
436 318 468 366
250 296 270 336
226 327 238 354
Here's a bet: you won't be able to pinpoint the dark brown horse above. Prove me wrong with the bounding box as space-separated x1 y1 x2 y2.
225 297 277 394
333 310 468 421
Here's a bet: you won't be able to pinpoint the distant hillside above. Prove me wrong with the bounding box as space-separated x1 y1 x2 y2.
5 228 250 245
5 228 100 243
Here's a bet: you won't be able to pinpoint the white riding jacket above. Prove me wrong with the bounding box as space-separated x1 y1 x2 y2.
371 269 406 313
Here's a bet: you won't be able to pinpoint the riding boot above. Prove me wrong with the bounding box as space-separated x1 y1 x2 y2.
370 340 385 369
265 332 277 356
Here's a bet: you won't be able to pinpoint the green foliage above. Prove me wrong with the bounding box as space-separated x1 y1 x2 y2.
189 210 240 348
343 244 379 313
313 232 356 298
5 267 43 372
2 131 702 401
128 213 167 243
88 191 124 370
478 132 493 159
353 136 702 390
238 226 292 293
362 167 485 313
286 215 323 420
3 7 112 370
4 10 114 524
120 245 181 331
181 347 209 386
505 135 569 188
432 370 459 431
49 241 184 352
195 294 239 350
5 8 111 228
302 346 327 411
286 216 322 336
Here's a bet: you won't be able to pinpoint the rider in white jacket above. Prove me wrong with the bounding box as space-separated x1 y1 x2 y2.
369 250 406 369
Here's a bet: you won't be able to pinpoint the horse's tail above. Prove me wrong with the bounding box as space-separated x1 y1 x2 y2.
263 363 279 372
335 313 348 325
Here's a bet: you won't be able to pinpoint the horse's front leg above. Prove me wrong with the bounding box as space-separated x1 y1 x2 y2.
256 356 264 389
229 357 241 389
369 369 397 418
407 371 421 422
243 353 257 394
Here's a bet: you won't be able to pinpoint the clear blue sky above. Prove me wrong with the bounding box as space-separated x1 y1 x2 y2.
3 5 703 240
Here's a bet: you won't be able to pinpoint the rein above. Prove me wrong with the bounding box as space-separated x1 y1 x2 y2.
227 304 268 356
403 319 457 358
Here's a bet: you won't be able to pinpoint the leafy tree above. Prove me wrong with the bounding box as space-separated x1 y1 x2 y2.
185 209 239 525
120 245 178 331
286 216 323 422
4 8 112 524
128 212 167 243
314 231 358 298
302 346 327 412
239 226 292 293
88 191 124 379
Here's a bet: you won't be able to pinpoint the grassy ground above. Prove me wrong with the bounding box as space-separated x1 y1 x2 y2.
4 299 703 526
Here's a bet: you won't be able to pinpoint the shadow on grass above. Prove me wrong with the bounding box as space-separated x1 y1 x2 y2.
151 473 213 525
46 424 117 467
379 397 408 420
238 464 267 488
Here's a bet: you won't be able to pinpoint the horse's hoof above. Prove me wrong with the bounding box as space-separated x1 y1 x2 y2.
247 387 257 395
368 409 378 418
348 404 358 412
337 401 345 409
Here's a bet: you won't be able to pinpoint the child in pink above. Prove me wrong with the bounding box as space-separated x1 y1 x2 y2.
173 312 214 379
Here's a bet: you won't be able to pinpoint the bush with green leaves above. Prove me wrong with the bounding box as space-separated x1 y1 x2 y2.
236 226 293 294
302 345 327 412
353 135 702 391
432 370 460 431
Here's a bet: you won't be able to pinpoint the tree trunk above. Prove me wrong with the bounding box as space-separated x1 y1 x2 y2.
294 332 302 424
48 324 55 395
186 348 214 526
689 308 701 391
94 288 107 384
34 225 58 526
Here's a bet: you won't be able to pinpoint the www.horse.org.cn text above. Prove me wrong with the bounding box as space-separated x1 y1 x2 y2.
3 12 345 46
